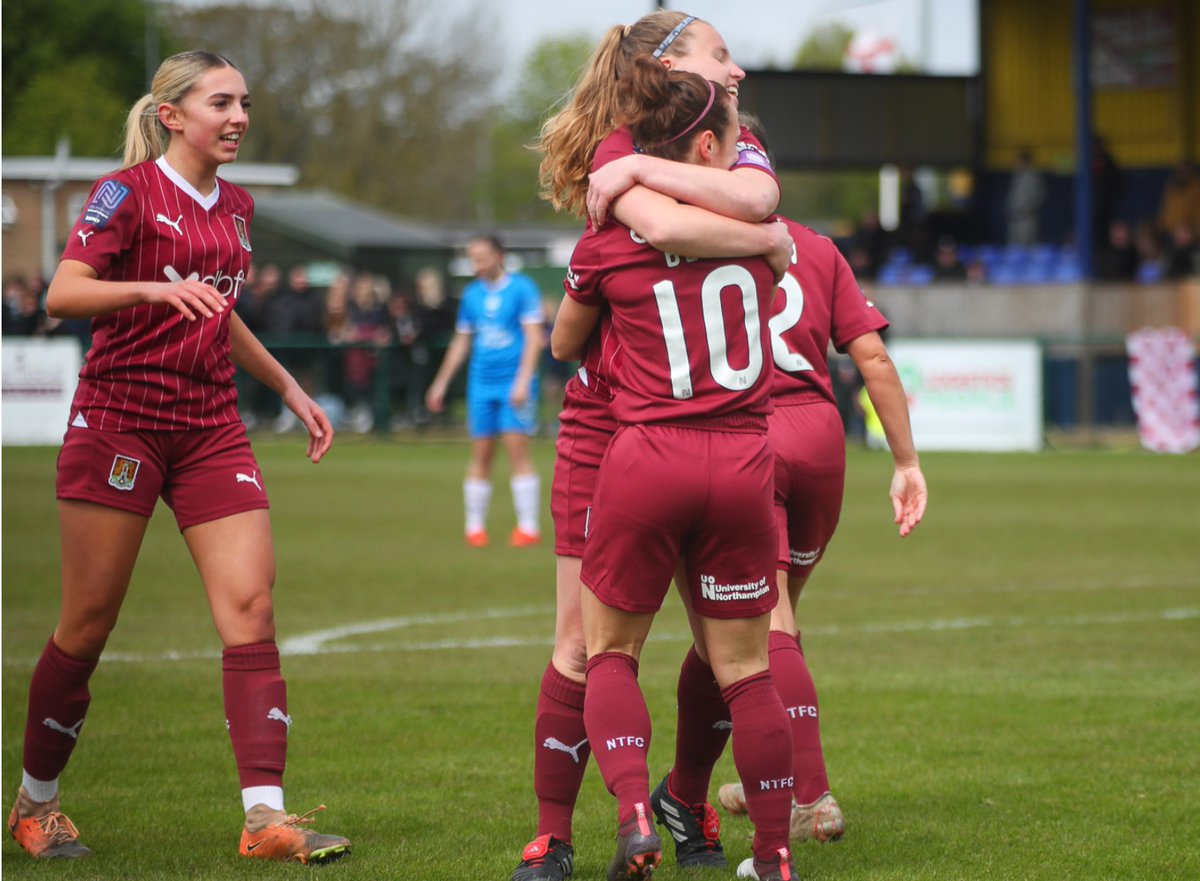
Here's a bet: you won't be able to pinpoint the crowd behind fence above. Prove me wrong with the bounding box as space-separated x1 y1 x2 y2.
4 260 1194 440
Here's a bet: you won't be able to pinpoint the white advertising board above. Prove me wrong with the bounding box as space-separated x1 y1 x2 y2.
2 338 82 445
888 340 1043 452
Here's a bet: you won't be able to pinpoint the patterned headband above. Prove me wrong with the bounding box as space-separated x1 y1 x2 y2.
652 16 697 58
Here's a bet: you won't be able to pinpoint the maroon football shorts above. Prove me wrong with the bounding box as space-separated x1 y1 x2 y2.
551 380 617 557
769 400 846 576
581 421 778 620
56 421 270 530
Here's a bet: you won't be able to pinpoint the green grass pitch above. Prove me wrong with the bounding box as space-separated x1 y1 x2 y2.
3 437 1198 880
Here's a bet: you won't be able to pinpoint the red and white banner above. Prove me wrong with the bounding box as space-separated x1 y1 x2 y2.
1126 327 1199 454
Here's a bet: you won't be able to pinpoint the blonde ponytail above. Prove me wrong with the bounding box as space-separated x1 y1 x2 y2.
122 93 165 167
120 50 239 170
537 11 699 217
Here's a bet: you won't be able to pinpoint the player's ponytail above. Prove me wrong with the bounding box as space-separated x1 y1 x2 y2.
538 10 701 217
121 50 240 169
122 94 162 168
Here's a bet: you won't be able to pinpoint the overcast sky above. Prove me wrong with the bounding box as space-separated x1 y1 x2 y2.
436 0 979 89
177 0 978 90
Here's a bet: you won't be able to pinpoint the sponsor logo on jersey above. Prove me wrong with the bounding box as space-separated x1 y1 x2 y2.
566 267 580 290
108 454 141 491
699 573 771 602
232 214 252 251
542 736 588 764
76 229 94 247
83 180 131 229
163 264 247 301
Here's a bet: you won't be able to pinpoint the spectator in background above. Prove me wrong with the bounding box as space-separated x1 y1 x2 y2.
279 264 324 337
317 271 352 412
413 267 455 342
323 271 351 343
237 262 281 335
388 291 419 347
1096 219 1138 281
1091 134 1123 250
1156 162 1200 243
342 271 392 432
410 267 455 426
387 291 424 429
1165 223 1199 279
3 277 44 336
1134 221 1167 284
933 235 969 281
1006 148 1045 247
898 165 930 261
847 209 889 280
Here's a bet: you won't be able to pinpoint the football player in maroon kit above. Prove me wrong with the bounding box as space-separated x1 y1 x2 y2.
711 131 928 845
511 11 792 881
708 210 927 839
7 51 349 864
551 60 798 881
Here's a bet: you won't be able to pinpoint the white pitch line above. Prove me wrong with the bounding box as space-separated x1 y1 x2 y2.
4 605 1194 667
278 603 555 655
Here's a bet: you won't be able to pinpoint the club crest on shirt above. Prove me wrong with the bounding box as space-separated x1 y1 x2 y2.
83 181 131 229
108 455 141 492
232 215 252 251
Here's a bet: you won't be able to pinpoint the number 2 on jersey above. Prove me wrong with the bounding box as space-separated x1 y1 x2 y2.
768 272 814 374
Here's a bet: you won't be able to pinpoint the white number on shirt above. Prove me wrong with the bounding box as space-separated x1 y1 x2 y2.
768 272 815 374
651 264 764 400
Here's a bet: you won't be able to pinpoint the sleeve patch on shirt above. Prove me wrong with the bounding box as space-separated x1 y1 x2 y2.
83 181 131 229
735 142 773 170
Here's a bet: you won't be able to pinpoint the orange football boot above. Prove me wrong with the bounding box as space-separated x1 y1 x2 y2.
511 528 541 548
239 803 350 864
8 789 91 859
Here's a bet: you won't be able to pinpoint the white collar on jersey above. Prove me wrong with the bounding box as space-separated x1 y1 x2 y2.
155 156 221 211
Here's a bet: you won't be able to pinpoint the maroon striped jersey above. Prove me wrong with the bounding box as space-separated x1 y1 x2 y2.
769 217 889 405
60 157 253 431
569 308 621 402
574 125 777 402
565 221 775 425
